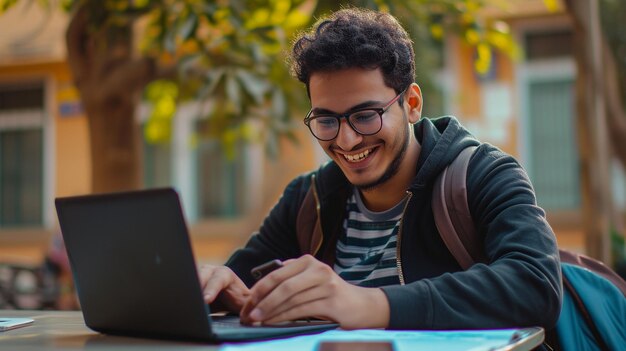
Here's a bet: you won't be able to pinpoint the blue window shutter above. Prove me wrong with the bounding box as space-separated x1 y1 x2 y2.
528 79 580 210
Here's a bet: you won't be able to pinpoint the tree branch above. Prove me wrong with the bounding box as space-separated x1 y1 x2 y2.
65 5 91 90
99 57 156 98
603 41 626 169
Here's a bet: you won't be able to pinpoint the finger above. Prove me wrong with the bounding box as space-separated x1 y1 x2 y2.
241 260 305 316
248 255 317 301
253 271 322 318
198 264 215 289
240 285 322 326
263 299 334 325
240 294 258 319
245 259 329 322
258 284 329 322
202 267 234 303
240 259 302 322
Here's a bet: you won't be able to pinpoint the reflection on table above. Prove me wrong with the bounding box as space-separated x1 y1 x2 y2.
0 310 218 350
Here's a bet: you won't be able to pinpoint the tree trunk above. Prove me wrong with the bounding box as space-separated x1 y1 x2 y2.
566 0 615 262
603 42 626 168
65 5 156 193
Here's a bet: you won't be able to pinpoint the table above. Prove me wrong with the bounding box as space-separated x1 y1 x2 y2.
0 310 544 351
0 310 218 350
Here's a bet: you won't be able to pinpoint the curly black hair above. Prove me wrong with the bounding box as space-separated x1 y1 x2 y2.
290 8 415 95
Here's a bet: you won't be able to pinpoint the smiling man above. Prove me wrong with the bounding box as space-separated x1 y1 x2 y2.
199 8 562 333
306 68 419 212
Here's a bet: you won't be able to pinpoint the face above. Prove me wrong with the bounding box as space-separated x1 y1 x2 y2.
308 68 422 190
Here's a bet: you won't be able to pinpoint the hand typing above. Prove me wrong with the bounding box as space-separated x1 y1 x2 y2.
198 265 250 313
239 255 390 329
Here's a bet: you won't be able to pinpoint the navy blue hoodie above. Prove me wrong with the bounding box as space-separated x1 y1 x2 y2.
226 116 562 330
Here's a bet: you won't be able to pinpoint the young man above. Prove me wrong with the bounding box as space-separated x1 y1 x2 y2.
199 8 562 331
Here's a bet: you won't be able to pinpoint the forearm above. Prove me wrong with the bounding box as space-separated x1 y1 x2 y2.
381 250 561 330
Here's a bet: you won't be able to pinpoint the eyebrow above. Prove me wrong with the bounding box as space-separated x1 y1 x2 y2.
310 100 383 115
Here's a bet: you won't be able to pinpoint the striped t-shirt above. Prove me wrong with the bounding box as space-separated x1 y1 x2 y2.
334 188 407 287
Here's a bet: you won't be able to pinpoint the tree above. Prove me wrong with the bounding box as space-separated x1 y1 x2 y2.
0 0 520 194
564 0 626 262
64 0 314 193
599 0 626 170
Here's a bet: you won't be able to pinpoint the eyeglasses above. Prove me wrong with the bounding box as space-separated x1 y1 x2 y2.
303 88 407 141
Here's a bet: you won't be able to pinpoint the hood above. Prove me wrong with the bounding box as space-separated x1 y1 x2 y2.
313 115 479 197
410 116 480 190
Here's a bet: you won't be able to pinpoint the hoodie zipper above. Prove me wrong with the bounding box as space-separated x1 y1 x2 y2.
310 174 324 256
396 190 413 285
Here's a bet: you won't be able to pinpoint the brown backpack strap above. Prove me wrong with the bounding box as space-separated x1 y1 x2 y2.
296 174 324 257
432 145 482 270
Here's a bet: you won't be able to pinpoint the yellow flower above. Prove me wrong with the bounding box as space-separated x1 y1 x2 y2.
544 0 560 12
475 43 492 75
465 29 480 45
430 24 444 40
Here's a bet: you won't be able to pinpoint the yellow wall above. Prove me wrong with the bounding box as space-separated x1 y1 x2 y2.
456 41 482 121
0 61 91 199
53 72 92 198
454 40 519 157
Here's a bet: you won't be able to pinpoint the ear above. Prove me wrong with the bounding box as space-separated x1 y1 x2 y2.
405 83 423 124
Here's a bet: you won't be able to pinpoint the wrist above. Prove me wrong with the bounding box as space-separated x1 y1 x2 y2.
350 286 390 329
368 288 390 329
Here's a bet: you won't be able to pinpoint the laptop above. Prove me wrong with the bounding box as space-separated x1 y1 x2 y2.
55 188 337 342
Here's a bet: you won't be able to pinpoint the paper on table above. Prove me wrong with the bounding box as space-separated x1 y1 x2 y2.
0 317 34 331
220 328 523 351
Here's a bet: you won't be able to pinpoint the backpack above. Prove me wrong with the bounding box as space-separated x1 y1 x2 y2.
434 146 626 351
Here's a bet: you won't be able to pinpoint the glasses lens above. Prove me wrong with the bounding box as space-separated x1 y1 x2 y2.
309 116 339 140
349 110 382 135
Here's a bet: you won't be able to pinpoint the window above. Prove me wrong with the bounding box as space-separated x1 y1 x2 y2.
525 30 573 61
196 136 248 218
143 140 172 188
143 103 259 223
521 26 580 212
527 78 580 210
0 83 44 227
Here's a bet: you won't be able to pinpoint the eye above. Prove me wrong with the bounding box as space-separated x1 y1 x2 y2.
313 116 338 128
350 110 379 124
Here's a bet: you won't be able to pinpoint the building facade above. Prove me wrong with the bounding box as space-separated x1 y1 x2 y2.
0 1 596 266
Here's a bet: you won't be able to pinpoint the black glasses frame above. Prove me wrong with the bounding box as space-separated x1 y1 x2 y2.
303 87 407 141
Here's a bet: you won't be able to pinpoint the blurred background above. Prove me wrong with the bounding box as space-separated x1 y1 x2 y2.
0 0 624 310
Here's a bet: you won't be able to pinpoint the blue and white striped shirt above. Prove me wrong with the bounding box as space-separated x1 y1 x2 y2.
334 189 407 287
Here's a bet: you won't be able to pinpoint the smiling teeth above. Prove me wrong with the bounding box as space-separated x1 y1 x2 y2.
344 149 371 162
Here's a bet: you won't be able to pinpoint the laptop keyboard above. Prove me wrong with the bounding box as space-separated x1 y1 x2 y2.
210 315 335 329
211 316 246 329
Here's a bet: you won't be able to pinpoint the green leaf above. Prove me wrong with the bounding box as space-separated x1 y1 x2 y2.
235 69 268 105
178 12 198 41
201 3 218 23
271 88 287 118
265 130 280 159
0 0 19 13
178 53 203 77
225 71 242 114
284 8 310 30
200 68 225 99
164 25 177 53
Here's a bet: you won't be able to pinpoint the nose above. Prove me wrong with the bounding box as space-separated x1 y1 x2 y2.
335 119 363 151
